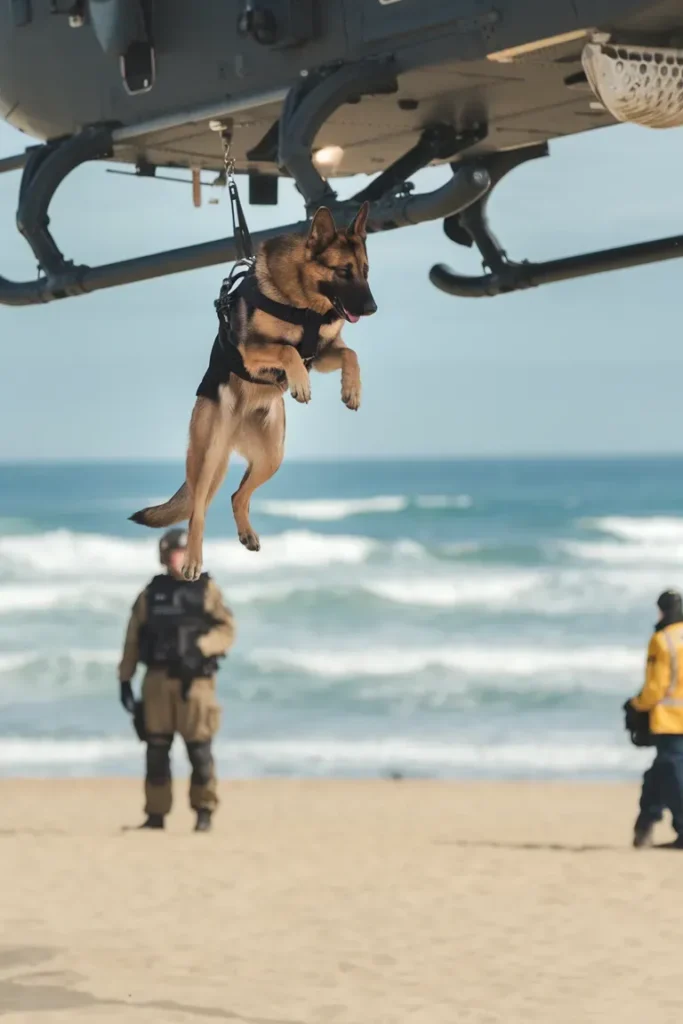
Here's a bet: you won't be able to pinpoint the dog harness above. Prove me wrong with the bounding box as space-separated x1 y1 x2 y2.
196 267 342 402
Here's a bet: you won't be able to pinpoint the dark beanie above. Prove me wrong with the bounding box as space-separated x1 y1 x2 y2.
658 590 683 618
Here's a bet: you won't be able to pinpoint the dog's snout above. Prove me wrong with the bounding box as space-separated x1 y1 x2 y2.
363 296 378 316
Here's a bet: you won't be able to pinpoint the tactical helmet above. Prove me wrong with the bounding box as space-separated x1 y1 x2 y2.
159 528 188 565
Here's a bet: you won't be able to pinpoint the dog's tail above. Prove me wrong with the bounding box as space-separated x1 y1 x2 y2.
129 482 190 528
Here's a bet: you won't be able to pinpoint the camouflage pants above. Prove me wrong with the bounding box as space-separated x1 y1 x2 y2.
142 671 221 816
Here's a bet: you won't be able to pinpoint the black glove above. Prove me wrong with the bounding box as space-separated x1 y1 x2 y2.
623 699 654 748
120 680 135 714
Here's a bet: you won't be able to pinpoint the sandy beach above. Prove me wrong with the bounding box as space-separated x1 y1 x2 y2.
0 778 681 1024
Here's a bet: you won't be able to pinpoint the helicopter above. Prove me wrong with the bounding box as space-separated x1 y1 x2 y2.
1 0 683 308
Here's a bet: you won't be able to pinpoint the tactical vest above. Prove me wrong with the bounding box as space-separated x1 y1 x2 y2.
138 573 219 677
196 267 342 402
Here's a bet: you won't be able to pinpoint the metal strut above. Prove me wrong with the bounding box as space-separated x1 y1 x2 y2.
0 60 492 308
16 125 114 278
352 123 488 206
429 144 683 297
0 150 36 175
277 58 400 209
0 166 491 306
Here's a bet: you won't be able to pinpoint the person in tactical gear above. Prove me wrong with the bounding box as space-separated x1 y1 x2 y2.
118 527 235 832
629 589 683 849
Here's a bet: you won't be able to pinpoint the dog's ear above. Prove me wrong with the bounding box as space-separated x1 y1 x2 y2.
307 207 337 253
348 201 369 239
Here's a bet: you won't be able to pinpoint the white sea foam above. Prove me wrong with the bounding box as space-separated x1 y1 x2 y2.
565 540 683 566
364 567 683 614
0 648 118 675
0 735 650 777
0 531 158 578
247 644 642 679
0 562 667 618
363 572 542 609
255 495 409 520
588 516 683 544
0 575 347 615
255 494 474 520
566 516 683 567
0 529 376 579
0 582 133 614
415 494 473 510
0 737 138 765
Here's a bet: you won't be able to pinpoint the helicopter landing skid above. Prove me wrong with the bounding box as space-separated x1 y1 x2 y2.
430 145 683 298
0 63 492 307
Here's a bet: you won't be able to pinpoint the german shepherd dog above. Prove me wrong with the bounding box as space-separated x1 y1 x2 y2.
130 202 376 580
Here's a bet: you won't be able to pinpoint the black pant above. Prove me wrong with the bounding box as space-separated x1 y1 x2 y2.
636 735 683 836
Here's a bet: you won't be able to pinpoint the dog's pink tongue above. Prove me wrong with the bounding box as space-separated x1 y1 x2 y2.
345 311 360 324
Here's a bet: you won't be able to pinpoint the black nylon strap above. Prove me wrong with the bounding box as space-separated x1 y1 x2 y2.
228 175 254 261
217 321 271 385
208 267 343 397
238 273 340 361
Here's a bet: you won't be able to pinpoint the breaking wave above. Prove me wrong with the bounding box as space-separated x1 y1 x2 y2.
0 735 651 779
362 573 543 609
254 494 473 521
566 515 683 567
0 529 377 579
0 561 672 620
247 644 642 680
587 516 683 544
415 495 473 510
0 582 134 614
255 495 409 520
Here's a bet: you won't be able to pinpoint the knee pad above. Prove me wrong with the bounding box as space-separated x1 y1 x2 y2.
187 741 213 787
146 734 172 785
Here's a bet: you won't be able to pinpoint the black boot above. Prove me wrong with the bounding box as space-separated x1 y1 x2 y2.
139 814 165 830
194 809 212 833
633 824 654 848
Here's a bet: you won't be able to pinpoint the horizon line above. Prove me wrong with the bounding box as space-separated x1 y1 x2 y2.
3 451 683 466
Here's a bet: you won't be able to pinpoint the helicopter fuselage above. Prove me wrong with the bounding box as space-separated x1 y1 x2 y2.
2 0 683 308
1 0 676 178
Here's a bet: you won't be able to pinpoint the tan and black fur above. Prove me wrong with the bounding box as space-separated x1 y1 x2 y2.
130 202 376 580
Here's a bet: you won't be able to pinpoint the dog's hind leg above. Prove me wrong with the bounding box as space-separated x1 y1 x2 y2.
183 393 236 581
130 402 232 533
232 401 285 552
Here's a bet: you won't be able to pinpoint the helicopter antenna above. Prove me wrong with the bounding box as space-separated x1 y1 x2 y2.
191 168 201 209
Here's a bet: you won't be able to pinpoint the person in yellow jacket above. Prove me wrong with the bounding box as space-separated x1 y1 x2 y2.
118 528 235 832
630 589 683 849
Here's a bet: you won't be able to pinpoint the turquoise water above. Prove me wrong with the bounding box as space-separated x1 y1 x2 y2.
0 456 677 779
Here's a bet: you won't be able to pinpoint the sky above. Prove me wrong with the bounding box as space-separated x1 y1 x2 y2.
2 116 683 460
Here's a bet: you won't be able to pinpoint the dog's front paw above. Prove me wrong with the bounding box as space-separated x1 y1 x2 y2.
289 376 311 404
342 379 361 411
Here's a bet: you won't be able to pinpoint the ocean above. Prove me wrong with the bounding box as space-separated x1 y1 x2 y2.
0 456 676 781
